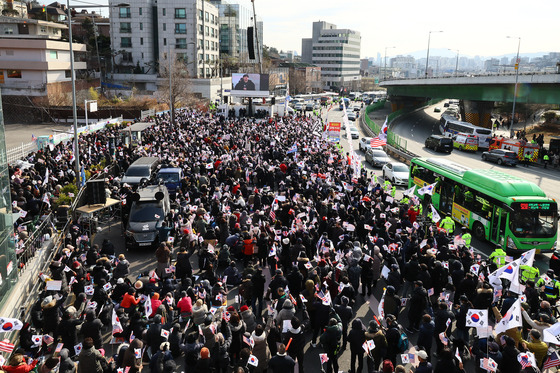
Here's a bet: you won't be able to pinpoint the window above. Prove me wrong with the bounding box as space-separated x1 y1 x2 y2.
162 8 166 16
198 10 203 20
205 26 209 36
140 37 143 45
5 50 13 56
119 7 130 18
4 26 13 35
122 52 133 62
177 53 187 61
199 68 203 76
120 22 131 33
175 23 186 34
7 70 21 78
121 37 132 48
211 14 214 23
65 70 71 78
175 8 186 19
205 12 209 21
163 23 166 31
163 38 167 46
141 52 144 59
52 28 59 35
176 38 187 49
40 26 47 33
49 50 58 59
198 25 203 34
139 7 142 15
139 23 143 30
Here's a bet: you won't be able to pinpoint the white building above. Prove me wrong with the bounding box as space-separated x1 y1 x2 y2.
109 0 220 93
0 16 87 97
302 21 361 90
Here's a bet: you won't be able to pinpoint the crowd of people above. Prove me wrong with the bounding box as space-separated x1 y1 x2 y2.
4 105 560 373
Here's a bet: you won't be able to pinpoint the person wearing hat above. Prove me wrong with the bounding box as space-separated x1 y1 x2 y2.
406 280 428 333
415 350 433 373
385 314 402 367
56 306 82 351
149 341 173 373
536 269 560 301
41 294 62 335
268 343 295 373
78 337 109 373
121 338 144 373
459 226 471 248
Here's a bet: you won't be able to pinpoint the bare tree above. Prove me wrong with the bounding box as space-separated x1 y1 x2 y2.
157 50 191 124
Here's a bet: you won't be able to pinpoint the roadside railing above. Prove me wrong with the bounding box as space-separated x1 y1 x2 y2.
7 142 38 164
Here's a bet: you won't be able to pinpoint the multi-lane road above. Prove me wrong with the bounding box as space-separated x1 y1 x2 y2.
323 101 559 270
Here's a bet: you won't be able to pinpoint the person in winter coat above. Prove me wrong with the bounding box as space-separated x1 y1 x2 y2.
499 335 521 373
348 319 366 373
212 326 232 373
360 254 375 297
192 299 208 326
386 264 403 294
364 320 388 370
146 314 166 356
168 323 183 358
276 299 296 326
113 254 130 280
251 324 271 373
417 314 435 359
433 347 464 373
80 309 104 349
383 286 401 319
175 247 193 280
268 343 295 373
122 338 144 373
251 268 266 318
416 350 434 373
78 337 108 373
334 295 353 350
58 348 77 373
240 305 257 334
0 353 38 373
433 302 455 355
181 332 204 368
193 347 212 373
56 307 82 350
320 313 343 373
385 314 402 367
228 312 246 365
407 280 428 332
283 317 305 373
41 295 64 335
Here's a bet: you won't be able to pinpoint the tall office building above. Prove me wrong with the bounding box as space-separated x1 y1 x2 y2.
209 0 262 67
302 21 361 90
109 0 220 91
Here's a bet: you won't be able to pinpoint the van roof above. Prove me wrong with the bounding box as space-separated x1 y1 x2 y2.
129 157 160 167
158 167 182 173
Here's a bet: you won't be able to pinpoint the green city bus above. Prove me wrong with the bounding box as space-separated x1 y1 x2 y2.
409 157 558 252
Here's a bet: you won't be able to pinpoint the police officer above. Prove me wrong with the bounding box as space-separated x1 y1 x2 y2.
460 226 472 248
489 245 507 268
536 269 560 302
440 215 455 235
544 154 550 169
520 264 540 284
524 152 531 167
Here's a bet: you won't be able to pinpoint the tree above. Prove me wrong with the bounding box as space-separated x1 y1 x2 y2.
157 51 191 125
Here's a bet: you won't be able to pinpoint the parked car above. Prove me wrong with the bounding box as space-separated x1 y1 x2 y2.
425 135 453 153
365 148 390 167
481 149 518 166
359 137 373 152
305 103 314 111
550 250 560 277
353 104 361 112
294 103 304 111
434 107 441 112
347 112 357 121
382 162 410 186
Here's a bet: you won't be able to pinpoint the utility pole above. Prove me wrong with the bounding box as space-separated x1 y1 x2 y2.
251 0 262 74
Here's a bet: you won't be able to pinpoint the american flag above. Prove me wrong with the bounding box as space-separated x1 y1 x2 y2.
269 199 278 220
543 351 560 370
319 353 329 364
0 339 14 353
370 137 387 147
518 353 532 369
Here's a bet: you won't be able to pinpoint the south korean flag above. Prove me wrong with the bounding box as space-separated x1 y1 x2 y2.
466 309 488 328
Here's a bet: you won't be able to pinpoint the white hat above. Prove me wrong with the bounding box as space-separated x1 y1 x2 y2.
417 350 428 360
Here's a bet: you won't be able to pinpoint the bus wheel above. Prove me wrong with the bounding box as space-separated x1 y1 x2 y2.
473 222 485 241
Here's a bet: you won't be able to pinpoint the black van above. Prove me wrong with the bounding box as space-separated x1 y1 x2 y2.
121 157 160 186
425 135 453 153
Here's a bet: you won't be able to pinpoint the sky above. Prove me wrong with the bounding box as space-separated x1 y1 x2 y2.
76 0 559 59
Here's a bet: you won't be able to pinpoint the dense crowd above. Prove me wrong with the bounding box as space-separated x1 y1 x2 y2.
4 106 560 373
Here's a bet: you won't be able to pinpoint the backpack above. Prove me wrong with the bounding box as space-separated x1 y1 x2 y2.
397 326 409 353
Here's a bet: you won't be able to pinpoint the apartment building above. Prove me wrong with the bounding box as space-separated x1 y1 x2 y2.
109 0 220 92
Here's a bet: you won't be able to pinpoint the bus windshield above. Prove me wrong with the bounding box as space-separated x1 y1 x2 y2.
509 202 558 238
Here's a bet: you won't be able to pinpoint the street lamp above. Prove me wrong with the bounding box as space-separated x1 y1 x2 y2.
425 30 443 78
507 36 521 135
66 2 129 187
448 49 459 77
384 46 395 81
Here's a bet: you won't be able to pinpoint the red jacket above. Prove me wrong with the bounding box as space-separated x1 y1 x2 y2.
2 360 38 373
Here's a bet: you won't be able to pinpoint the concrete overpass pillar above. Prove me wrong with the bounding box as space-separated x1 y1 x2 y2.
461 100 493 128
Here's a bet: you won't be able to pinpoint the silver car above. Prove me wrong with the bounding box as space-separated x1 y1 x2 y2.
365 149 390 167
